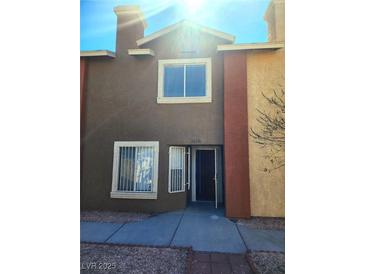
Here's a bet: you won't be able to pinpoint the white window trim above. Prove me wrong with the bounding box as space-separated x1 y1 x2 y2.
168 146 186 193
157 58 212 104
111 141 159 199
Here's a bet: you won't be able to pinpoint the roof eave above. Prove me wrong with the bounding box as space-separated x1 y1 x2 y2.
217 42 284 52
128 48 155 56
80 50 116 58
136 20 235 47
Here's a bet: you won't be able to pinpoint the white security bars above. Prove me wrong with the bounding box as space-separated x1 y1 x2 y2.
168 146 186 193
111 141 159 199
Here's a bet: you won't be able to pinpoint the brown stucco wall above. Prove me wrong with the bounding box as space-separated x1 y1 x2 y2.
246 49 285 217
81 26 228 212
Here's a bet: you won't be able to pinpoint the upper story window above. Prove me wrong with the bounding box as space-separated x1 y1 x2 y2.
157 58 212 104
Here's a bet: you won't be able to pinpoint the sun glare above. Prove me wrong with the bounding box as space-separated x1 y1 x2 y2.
184 0 205 15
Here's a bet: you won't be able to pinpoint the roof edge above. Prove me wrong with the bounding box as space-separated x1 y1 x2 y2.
136 20 235 47
217 42 284 52
80 50 116 58
128 48 155 56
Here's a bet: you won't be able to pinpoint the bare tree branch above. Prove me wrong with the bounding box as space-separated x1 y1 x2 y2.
250 87 285 172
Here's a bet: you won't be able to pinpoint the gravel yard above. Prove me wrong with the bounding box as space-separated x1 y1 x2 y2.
81 211 151 224
237 217 285 231
247 251 284 274
81 243 189 273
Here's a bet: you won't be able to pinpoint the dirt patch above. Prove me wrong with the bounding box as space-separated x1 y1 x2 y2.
81 243 189 273
81 211 150 224
237 217 284 231
246 251 284 274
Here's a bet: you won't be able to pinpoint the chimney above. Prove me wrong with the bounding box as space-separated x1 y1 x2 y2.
114 6 147 55
264 0 285 42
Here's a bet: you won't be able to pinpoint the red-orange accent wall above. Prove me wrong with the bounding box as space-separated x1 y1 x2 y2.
224 51 251 218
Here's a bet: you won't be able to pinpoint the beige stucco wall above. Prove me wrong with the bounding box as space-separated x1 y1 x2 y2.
246 49 285 217
265 0 285 42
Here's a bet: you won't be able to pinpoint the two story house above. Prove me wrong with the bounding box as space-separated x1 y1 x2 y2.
81 0 285 218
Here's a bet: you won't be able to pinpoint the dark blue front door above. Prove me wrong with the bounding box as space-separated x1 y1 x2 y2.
196 150 215 201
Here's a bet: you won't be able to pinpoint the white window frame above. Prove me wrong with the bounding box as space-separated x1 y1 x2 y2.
168 146 186 193
157 58 212 104
111 141 159 199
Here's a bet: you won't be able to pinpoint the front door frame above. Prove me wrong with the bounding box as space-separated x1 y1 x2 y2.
191 146 220 207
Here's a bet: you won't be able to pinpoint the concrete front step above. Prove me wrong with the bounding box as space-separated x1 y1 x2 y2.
80 208 285 254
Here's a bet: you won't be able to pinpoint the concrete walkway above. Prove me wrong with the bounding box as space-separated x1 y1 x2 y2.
81 206 284 254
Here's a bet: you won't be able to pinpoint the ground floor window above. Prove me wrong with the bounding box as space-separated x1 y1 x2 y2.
168 146 186 193
111 141 159 199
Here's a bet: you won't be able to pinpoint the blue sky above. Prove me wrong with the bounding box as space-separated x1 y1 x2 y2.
81 0 270 51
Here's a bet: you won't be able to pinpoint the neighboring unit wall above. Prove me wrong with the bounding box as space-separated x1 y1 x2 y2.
80 58 88 189
265 0 285 42
246 49 285 217
80 58 88 119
